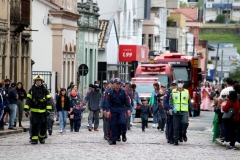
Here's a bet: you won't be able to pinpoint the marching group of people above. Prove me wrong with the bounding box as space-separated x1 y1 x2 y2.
0 75 194 147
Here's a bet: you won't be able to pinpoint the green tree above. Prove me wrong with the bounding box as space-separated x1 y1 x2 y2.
196 0 204 8
167 17 176 27
180 1 188 8
215 14 225 23
229 61 240 82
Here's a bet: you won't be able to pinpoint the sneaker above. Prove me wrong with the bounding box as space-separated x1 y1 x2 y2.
131 123 136 126
226 146 235 150
222 141 227 145
235 142 240 146
152 124 156 128
161 129 164 133
60 129 63 133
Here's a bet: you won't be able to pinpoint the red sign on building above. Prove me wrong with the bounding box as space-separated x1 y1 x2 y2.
118 45 149 62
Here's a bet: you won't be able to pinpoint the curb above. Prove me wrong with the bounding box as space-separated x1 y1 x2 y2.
215 138 240 150
0 117 89 136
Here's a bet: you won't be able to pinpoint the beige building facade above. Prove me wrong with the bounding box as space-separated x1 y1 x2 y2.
0 0 32 90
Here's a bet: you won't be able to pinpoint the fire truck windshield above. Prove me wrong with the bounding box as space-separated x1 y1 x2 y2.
135 84 155 93
135 74 170 88
172 67 191 81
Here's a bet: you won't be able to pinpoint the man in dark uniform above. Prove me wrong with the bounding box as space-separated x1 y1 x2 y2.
105 78 131 145
164 80 177 144
24 75 52 144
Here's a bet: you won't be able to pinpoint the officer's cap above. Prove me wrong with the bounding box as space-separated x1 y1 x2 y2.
178 79 184 83
171 80 177 85
75 100 80 105
114 78 121 84
11 82 16 88
161 84 166 88
109 78 114 84
121 83 126 87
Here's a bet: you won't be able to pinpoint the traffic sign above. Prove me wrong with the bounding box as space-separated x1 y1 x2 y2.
78 64 88 76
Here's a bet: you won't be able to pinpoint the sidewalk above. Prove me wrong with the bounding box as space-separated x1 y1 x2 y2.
0 113 89 136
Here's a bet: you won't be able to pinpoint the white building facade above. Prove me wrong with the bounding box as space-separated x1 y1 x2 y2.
32 0 80 95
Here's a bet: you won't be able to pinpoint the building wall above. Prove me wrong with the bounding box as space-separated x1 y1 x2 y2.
170 13 186 28
32 0 53 71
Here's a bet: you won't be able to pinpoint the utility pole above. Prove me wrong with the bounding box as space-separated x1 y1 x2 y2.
213 43 220 81
193 37 195 56
220 50 224 83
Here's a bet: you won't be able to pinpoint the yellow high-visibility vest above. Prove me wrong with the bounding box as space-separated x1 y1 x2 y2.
171 88 189 112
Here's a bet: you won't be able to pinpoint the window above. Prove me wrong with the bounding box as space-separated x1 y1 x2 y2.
142 34 145 45
211 56 219 60
135 74 170 88
172 67 191 81
148 34 152 50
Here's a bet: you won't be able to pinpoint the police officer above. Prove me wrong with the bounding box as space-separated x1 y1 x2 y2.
24 75 52 144
105 78 131 145
164 80 177 144
169 79 192 146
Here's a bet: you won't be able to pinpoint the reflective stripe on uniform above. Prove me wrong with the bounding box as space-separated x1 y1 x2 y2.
39 133 46 139
32 136 38 140
46 105 52 110
27 94 32 99
46 94 51 99
30 108 46 113
39 99 46 102
24 105 30 110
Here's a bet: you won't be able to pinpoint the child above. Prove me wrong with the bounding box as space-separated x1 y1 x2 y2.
70 100 86 132
136 98 152 132
154 97 166 133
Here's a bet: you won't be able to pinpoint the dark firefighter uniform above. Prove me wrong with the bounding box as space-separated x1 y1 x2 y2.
105 78 131 145
24 75 52 144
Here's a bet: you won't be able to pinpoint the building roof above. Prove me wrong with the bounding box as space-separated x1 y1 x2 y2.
98 20 109 49
170 8 198 22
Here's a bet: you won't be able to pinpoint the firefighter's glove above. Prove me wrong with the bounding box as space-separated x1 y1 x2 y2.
172 107 177 114
191 111 194 118
25 111 29 117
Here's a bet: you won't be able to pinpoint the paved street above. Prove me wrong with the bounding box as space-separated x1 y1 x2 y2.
1 111 240 160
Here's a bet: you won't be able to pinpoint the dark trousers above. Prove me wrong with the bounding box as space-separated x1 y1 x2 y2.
0 107 9 129
141 118 148 131
222 120 230 142
103 115 109 138
173 112 188 142
46 115 54 134
31 112 47 141
110 111 127 142
224 119 239 146
157 115 166 131
70 119 74 130
74 119 81 132
167 114 174 141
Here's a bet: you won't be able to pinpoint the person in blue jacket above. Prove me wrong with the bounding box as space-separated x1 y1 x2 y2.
105 78 131 145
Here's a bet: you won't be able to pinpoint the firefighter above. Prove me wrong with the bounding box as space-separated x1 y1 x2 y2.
169 79 192 146
24 75 52 144
105 78 131 145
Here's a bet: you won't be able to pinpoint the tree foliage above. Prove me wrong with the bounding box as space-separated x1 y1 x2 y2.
215 15 225 23
196 0 204 8
229 61 240 82
180 1 188 8
167 17 176 27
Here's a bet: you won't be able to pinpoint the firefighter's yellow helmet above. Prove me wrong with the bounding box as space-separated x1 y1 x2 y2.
33 75 44 81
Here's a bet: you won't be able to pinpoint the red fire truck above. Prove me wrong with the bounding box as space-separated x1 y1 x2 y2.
154 53 202 116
